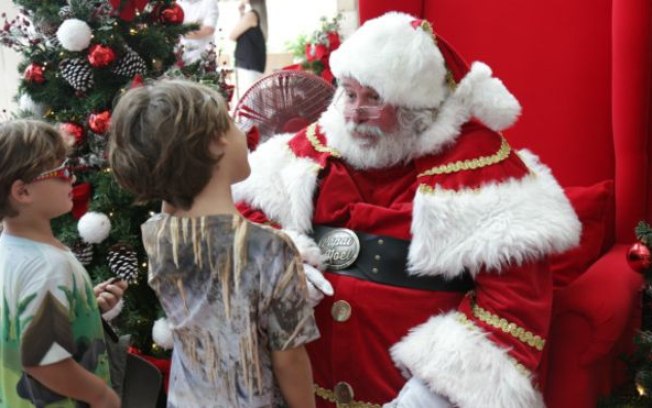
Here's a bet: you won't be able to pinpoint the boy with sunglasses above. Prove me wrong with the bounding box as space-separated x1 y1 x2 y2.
0 120 121 407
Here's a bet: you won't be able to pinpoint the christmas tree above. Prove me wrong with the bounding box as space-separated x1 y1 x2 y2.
0 0 230 357
599 221 652 407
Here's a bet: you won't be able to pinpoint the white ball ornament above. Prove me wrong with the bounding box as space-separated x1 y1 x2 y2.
152 318 174 350
77 211 111 244
56 19 92 51
19 94 46 117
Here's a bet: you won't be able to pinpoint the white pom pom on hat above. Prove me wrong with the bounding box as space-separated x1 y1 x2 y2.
152 317 174 350
329 12 521 132
77 211 111 244
56 19 92 52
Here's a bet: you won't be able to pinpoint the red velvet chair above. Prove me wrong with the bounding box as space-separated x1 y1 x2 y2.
358 1 650 406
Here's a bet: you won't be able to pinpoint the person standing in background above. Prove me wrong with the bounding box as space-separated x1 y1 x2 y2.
178 0 220 64
229 0 267 97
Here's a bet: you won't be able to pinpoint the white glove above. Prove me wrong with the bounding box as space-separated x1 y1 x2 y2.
303 264 334 307
383 377 453 408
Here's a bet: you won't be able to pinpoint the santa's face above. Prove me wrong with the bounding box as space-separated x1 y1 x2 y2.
320 79 427 170
340 78 398 146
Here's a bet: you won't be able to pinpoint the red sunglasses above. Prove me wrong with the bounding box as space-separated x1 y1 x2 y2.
33 160 74 183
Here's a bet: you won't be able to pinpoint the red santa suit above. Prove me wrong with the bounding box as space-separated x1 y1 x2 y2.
235 12 580 408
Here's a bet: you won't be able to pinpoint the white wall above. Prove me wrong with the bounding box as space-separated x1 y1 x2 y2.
0 0 21 115
216 0 346 54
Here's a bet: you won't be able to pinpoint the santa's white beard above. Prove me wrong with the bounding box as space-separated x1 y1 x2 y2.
319 104 421 170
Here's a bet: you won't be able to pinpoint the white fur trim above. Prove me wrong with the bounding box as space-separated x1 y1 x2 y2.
101 298 123 321
232 133 319 233
409 149 581 277
391 312 544 408
281 229 325 268
330 12 448 109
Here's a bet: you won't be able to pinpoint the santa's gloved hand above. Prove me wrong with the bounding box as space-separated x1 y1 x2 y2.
383 377 452 408
303 264 334 307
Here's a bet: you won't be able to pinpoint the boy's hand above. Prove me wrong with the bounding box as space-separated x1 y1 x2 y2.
94 278 128 313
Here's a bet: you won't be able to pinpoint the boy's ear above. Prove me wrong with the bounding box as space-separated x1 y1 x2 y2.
10 180 32 205
209 133 227 156
213 131 227 146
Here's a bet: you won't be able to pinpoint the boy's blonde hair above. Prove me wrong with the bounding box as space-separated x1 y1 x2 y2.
108 80 230 210
0 120 67 219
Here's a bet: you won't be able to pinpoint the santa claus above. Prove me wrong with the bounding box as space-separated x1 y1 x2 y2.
235 12 581 408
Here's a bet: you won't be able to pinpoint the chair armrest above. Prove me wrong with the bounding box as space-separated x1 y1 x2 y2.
553 244 644 365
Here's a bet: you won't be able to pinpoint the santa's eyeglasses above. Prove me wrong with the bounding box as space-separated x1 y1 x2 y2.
335 91 386 120
33 160 74 183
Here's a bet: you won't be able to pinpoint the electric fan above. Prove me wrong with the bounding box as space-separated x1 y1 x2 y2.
233 70 335 149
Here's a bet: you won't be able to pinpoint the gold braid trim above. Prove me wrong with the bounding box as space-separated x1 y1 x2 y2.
314 384 382 408
306 123 341 158
417 136 511 177
465 296 545 351
456 313 531 378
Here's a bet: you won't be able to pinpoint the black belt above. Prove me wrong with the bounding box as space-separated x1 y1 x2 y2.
311 225 473 292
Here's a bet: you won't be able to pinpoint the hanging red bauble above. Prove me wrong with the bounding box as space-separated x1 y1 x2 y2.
59 122 85 146
88 110 111 134
627 242 651 273
109 0 149 22
24 63 45 84
160 4 185 25
88 44 116 68
72 182 92 219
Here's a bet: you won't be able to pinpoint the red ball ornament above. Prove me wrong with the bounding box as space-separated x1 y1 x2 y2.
627 242 652 272
88 110 111 134
160 4 184 25
87 44 116 68
59 122 85 146
24 63 45 84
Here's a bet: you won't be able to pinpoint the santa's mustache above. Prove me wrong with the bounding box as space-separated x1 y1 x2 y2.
344 123 384 138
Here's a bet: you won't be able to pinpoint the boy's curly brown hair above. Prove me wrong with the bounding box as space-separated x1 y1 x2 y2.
108 80 230 210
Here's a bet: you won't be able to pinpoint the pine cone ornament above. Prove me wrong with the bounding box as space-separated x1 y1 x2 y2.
60 58 95 92
107 243 139 283
46 35 61 49
110 46 147 77
71 240 94 266
58 6 73 20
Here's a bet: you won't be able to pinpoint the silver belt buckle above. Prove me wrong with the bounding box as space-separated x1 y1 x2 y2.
317 228 360 270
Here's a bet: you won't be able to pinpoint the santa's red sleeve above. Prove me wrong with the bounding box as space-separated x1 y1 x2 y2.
390 127 580 407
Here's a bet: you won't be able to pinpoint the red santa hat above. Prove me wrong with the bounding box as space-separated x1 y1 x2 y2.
329 12 521 132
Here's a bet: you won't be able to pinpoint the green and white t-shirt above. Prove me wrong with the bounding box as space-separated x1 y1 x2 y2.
0 234 110 407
